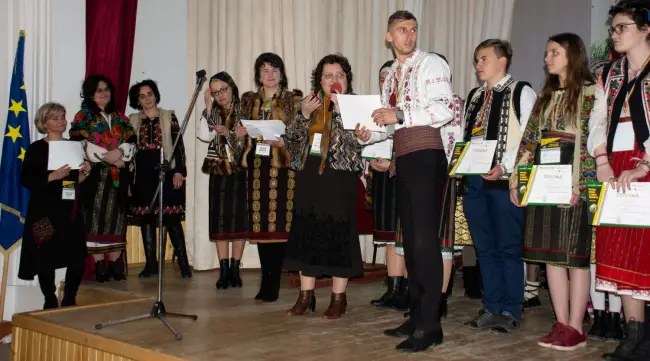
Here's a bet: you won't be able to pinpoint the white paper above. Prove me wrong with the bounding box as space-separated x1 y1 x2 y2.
241 119 286 142
336 94 386 132
48 140 84 170
362 139 393 159
453 140 498 175
540 148 561 164
255 143 271 157
612 121 635 152
524 165 573 205
598 182 650 227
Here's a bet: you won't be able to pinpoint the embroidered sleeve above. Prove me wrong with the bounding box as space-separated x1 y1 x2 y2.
440 95 465 162
197 109 217 143
587 75 608 156
285 111 310 168
501 85 538 174
404 56 454 128
118 143 136 162
509 104 542 189
170 114 187 177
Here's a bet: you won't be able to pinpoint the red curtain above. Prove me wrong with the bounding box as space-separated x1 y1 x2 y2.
84 0 138 279
85 0 138 113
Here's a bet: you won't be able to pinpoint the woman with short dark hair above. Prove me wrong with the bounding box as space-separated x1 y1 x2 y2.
128 79 191 279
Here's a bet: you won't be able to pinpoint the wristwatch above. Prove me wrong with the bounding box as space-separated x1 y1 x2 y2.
396 109 405 125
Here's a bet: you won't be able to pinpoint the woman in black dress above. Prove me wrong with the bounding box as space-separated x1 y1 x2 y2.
284 54 364 319
19 103 90 309
128 79 191 278
197 72 248 289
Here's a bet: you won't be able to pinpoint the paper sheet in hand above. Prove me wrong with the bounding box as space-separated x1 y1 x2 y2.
47 140 84 170
587 182 650 228
362 139 392 159
449 140 497 175
519 165 572 206
336 94 386 132
241 120 286 141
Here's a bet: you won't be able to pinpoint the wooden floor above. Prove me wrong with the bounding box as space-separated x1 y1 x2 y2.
13 266 617 360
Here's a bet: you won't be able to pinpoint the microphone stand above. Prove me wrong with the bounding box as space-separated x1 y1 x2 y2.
94 70 207 340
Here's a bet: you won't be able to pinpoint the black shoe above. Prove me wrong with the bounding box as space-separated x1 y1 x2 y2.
522 296 542 309
138 223 158 278
168 221 192 278
463 309 502 329
629 321 650 361
604 312 624 341
216 259 229 289
229 258 243 288
490 311 520 334
371 276 401 307
602 320 644 361
43 295 58 310
109 259 126 281
384 318 415 338
462 265 482 299
403 310 410 318
589 310 608 340
95 261 110 283
391 278 410 311
395 329 443 353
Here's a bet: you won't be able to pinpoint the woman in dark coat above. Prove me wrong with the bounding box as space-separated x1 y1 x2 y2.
18 102 90 309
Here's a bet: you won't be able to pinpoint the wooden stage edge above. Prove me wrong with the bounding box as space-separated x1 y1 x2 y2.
11 297 182 361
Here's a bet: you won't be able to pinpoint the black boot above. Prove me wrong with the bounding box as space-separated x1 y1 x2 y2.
229 258 243 288
61 262 84 307
391 278 410 311
216 259 229 289
439 293 449 319
602 320 644 361
95 260 109 283
371 276 401 307
630 320 650 360
605 312 624 341
109 256 126 281
255 244 269 300
138 223 158 278
261 243 285 303
463 265 482 299
589 309 607 340
168 220 192 278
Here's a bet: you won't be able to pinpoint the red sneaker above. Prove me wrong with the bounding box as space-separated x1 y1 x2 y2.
538 323 563 348
551 324 587 351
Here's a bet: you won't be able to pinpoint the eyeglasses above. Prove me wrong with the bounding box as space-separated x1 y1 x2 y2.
211 86 229 96
322 73 346 81
609 22 637 36
95 87 111 94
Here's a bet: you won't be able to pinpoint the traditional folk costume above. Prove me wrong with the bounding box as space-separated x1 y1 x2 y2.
510 85 596 269
588 58 650 301
363 50 455 341
18 139 88 308
70 107 136 282
462 74 536 325
129 109 191 278
197 103 249 285
240 89 298 303
284 94 364 317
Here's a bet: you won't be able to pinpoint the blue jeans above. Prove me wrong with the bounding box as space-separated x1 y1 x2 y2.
463 176 524 319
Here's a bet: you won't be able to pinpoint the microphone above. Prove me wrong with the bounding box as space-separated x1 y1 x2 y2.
196 69 206 79
330 83 342 94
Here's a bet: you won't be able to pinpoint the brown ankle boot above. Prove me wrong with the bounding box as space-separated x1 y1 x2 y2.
286 290 316 316
323 292 347 319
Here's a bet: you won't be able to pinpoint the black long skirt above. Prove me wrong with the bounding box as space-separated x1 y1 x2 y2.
209 170 249 241
284 156 364 278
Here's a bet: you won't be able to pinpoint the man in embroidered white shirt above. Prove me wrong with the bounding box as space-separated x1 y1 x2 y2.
460 39 537 334
356 10 453 353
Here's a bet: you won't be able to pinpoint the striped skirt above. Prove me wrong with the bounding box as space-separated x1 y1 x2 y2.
595 144 650 300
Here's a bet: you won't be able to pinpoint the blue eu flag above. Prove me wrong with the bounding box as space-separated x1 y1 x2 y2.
0 31 30 253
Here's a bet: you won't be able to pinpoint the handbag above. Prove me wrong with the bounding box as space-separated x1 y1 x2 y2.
32 217 55 246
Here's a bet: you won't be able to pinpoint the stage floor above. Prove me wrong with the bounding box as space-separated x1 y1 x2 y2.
13 266 614 360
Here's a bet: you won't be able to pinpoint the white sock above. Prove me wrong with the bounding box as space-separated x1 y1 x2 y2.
608 293 622 313
590 264 606 310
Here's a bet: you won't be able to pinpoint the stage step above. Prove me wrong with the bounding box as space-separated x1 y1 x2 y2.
287 264 387 288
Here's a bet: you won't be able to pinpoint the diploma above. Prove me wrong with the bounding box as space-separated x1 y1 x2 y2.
587 182 650 228
336 94 386 132
448 140 497 176
240 119 286 141
362 139 392 159
518 165 572 206
47 140 84 170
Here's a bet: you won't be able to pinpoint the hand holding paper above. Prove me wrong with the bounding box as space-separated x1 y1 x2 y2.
336 95 386 132
48 140 84 170
240 119 286 141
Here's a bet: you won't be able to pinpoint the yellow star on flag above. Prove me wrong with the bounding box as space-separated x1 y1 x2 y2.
4 125 22 143
17 147 26 161
20 83 25 90
8 99 26 118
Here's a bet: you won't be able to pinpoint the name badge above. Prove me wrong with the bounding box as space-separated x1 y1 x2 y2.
612 121 635 152
471 126 485 139
62 180 76 201
310 133 322 155
255 143 271 157
540 137 561 164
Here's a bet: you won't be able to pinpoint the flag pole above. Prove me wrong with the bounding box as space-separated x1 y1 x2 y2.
0 254 10 320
